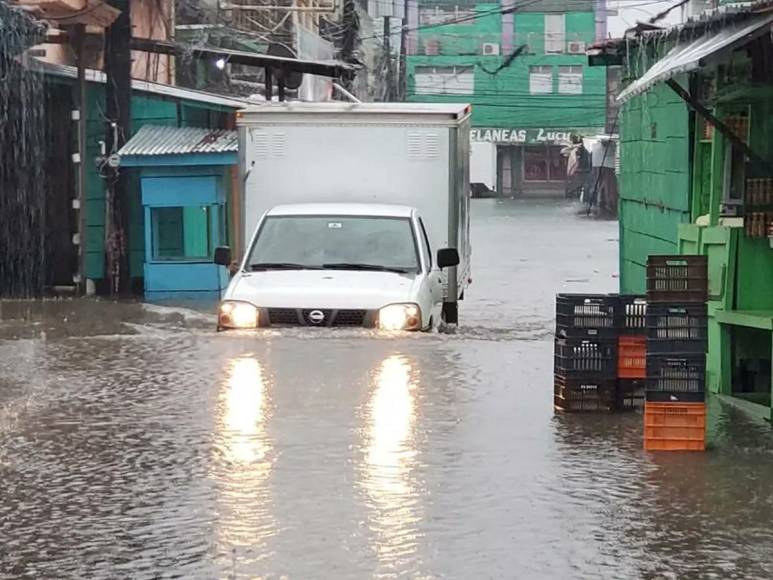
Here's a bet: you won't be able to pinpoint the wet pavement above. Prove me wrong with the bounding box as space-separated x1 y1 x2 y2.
2 199 773 579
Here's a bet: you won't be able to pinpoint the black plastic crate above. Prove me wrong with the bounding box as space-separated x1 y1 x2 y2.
646 303 708 354
554 376 616 413
556 294 617 339
646 353 706 395
646 255 708 303
555 337 618 379
617 295 647 335
617 379 645 411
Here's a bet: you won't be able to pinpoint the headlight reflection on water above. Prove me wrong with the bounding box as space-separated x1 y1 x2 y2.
215 356 275 557
362 355 422 562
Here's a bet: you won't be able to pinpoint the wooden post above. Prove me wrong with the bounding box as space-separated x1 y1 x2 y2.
74 24 87 294
105 0 132 295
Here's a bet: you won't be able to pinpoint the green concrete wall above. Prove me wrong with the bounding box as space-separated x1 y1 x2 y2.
407 5 606 132
618 79 692 293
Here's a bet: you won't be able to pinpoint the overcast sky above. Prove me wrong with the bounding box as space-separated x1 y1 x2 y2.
606 0 691 38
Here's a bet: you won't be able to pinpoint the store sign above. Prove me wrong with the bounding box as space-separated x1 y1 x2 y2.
470 128 574 145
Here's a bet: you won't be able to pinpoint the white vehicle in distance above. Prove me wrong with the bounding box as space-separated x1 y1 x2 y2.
214 203 460 331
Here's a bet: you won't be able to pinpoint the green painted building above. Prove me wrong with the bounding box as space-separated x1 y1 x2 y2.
405 0 607 195
37 60 247 294
594 3 773 418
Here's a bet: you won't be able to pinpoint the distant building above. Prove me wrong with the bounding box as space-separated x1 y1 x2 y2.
406 0 607 197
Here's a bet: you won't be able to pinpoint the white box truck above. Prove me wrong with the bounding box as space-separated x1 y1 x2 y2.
214 102 471 331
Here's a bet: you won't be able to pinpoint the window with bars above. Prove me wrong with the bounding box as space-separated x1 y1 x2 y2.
529 65 552 94
558 65 583 94
414 66 474 95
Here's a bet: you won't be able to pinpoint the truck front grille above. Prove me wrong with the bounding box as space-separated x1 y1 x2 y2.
266 308 371 328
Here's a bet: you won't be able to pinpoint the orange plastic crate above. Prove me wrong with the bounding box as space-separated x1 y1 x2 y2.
618 335 646 379
644 402 706 451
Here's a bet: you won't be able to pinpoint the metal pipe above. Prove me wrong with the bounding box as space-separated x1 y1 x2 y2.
666 79 773 175
332 83 361 103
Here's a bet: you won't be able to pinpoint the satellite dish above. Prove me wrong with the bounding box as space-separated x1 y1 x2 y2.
267 43 303 90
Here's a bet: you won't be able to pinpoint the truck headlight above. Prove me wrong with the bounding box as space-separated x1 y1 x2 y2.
378 303 421 331
219 301 258 329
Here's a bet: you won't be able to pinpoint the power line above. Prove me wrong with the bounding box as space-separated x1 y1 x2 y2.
360 0 689 43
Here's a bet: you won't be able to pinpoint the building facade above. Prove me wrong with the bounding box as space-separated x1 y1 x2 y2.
593 1 773 419
405 0 607 196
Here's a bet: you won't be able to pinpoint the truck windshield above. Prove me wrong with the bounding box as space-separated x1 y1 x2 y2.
247 216 420 273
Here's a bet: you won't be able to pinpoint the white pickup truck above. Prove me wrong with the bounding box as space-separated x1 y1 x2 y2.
214 102 471 331
215 203 459 331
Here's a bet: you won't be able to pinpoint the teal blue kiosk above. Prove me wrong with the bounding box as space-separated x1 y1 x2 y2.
118 125 237 301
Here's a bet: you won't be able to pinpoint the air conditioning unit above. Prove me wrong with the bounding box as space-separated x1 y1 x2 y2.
567 41 586 54
481 42 500 56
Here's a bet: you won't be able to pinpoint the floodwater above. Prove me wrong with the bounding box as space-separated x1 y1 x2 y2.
2 199 773 579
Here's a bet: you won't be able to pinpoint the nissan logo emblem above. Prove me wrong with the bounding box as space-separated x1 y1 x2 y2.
308 310 325 325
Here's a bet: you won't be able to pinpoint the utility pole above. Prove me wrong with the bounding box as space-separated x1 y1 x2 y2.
104 0 132 295
397 0 408 100
383 16 392 101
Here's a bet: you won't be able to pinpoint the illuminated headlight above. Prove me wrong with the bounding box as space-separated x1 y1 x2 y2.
378 303 422 331
219 301 258 329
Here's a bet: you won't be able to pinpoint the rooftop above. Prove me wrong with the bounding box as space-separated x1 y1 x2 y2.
118 125 238 157
29 58 252 110
240 102 471 116
267 204 416 218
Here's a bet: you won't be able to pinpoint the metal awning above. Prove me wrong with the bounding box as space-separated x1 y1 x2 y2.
130 38 359 79
117 125 239 167
617 11 773 103
118 125 238 157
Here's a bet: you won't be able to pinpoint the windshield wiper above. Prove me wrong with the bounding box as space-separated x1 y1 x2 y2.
250 262 320 271
322 263 412 274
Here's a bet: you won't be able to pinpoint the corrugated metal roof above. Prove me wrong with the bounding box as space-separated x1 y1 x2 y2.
617 11 773 103
118 125 238 157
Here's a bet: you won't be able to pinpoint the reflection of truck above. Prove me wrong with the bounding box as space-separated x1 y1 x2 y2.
215 103 472 330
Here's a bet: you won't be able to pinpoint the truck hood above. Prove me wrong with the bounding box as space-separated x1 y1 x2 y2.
225 269 421 310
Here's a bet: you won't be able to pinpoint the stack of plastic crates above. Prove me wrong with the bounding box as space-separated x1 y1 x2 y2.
554 295 618 412
645 255 708 451
616 295 647 410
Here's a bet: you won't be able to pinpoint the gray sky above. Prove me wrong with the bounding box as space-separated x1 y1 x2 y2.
606 0 689 38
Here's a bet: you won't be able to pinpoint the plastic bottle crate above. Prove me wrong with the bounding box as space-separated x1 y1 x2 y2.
644 402 706 451
646 303 708 354
555 337 618 379
618 335 647 379
646 255 708 303
617 379 645 410
617 295 647 335
555 294 617 339
646 353 706 400
554 376 616 413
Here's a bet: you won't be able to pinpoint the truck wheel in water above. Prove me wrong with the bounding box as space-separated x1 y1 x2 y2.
442 301 458 325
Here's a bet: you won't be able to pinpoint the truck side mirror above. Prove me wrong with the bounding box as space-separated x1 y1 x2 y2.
437 248 460 269
214 246 232 266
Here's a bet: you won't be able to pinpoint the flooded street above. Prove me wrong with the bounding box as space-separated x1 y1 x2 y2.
2 199 773 579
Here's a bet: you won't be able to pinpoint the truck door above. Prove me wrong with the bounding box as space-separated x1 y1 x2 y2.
418 217 443 305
